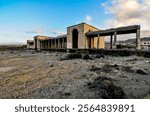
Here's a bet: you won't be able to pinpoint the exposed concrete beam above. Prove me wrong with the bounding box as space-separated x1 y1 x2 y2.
86 25 140 37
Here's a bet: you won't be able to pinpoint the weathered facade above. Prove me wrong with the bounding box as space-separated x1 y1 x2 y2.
34 35 67 50
67 23 105 49
27 22 141 50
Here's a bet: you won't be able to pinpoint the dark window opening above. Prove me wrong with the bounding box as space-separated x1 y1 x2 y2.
72 29 78 48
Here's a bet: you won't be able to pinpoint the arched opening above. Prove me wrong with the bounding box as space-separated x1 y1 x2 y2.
72 29 78 48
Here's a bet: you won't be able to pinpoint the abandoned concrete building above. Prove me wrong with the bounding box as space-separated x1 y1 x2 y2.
27 40 34 49
117 37 150 49
27 22 141 50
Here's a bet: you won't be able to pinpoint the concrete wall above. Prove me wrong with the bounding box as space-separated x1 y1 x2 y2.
67 23 105 49
67 23 85 49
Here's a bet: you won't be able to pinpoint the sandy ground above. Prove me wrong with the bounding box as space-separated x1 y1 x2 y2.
0 50 150 99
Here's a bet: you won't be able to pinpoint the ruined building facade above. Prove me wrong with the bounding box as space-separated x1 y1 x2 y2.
27 22 141 50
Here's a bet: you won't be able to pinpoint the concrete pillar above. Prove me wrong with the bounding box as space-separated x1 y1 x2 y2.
44 41 47 49
49 39 52 49
58 39 60 49
42 41 43 49
91 37 94 49
62 38 65 48
37 39 40 50
51 40 53 48
43 41 44 49
110 35 113 49
45 41 47 49
97 34 100 49
48 40 50 49
55 39 57 48
39 41 41 49
136 28 141 49
113 32 117 49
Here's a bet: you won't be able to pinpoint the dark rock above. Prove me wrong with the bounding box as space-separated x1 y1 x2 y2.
63 52 82 60
88 76 126 99
122 66 134 73
64 92 71 96
102 64 113 72
50 64 54 67
144 53 150 58
87 82 92 86
95 54 105 58
136 69 148 75
10 51 14 54
82 54 92 60
90 66 102 71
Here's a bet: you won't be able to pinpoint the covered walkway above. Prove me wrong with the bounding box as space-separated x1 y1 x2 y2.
86 25 141 49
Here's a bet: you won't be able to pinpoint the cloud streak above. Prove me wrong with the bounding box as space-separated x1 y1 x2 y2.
85 15 92 22
102 0 150 37
50 30 66 36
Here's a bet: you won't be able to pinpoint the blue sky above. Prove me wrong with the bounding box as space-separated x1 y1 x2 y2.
0 0 108 43
0 0 150 43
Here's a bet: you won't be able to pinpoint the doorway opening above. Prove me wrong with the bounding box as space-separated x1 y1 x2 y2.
72 29 78 48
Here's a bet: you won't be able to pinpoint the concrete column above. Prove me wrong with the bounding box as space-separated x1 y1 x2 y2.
62 38 65 48
37 39 40 50
43 41 44 49
58 39 60 49
48 40 50 49
50 40 52 49
39 41 41 49
97 34 100 49
110 35 113 49
51 40 53 48
42 41 43 49
45 41 46 49
42 41 45 49
136 28 141 49
114 32 117 49
91 37 94 49
55 39 57 48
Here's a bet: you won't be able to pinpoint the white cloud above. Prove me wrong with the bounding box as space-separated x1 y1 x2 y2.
86 15 92 22
26 27 45 35
26 27 66 37
102 0 150 37
50 30 66 36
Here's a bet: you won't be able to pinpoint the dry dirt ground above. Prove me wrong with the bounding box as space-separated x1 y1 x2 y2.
0 50 150 99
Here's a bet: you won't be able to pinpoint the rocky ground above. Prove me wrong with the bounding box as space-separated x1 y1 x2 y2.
0 50 150 99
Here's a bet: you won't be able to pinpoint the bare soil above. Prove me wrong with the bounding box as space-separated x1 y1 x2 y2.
0 50 150 99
